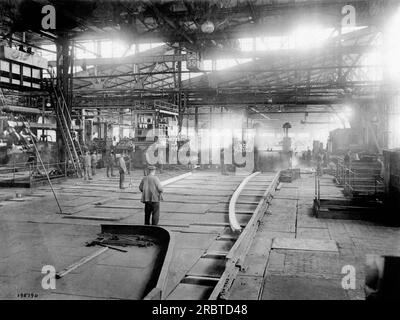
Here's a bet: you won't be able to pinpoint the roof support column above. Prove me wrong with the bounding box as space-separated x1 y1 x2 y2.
176 48 183 135
55 37 72 162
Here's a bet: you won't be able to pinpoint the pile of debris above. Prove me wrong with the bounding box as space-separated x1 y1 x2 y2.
85 232 158 252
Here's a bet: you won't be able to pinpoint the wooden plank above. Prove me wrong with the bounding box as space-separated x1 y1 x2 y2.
161 172 192 186
272 238 338 252
192 222 231 227
63 215 124 221
202 252 228 258
56 247 109 279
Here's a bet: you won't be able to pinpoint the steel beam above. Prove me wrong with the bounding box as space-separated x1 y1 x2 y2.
49 54 187 68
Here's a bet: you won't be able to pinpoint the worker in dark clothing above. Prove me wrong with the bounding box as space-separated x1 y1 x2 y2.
91 151 97 176
106 150 116 178
344 150 351 168
220 147 227 175
306 148 312 164
139 165 163 225
124 154 131 175
117 154 127 189
322 150 329 167
26 152 36 166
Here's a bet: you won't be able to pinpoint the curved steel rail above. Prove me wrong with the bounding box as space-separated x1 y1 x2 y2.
160 172 192 187
210 170 281 300
228 172 261 232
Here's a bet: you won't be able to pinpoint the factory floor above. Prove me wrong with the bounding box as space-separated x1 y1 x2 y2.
227 173 400 300
0 169 399 299
0 168 245 299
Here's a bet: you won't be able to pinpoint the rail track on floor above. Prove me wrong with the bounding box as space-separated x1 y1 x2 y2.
158 171 281 300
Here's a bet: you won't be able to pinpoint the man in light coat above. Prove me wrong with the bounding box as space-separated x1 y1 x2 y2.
139 166 163 225
82 150 92 181
117 154 127 189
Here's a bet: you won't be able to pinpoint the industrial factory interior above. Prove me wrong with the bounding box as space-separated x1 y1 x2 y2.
0 0 400 302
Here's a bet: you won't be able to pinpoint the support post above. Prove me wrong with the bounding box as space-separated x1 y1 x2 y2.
56 37 72 163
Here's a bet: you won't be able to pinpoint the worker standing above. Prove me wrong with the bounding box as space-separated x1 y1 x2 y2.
106 150 116 178
306 148 312 164
117 154 127 189
139 165 163 225
344 150 351 168
316 151 324 176
82 150 92 181
91 151 97 176
288 149 293 169
220 147 227 175
124 154 131 175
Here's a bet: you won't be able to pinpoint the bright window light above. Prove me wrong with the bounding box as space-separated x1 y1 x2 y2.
239 38 253 51
265 36 289 50
337 112 351 128
341 25 367 35
384 6 400 82
202 59 213 70
111 40 129 57
150 42 164 49
236 58 252 64
253 36 290 51
75 41 96 59
255 37 268 51
357 51 383 82
139 43 151 52
216 59 237 70
290 26 333 49
39 44 56 61
343 105 353 118
99 40 133 58
239 27 333 52
100 40 113 58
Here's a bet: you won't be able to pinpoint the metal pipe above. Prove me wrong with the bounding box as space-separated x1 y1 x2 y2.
1 105 52 115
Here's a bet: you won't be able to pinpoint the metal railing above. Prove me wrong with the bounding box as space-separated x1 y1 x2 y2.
335 161 384 197
154 100 179 115
335 162 349 185
44 68 84 177
343 167 355 194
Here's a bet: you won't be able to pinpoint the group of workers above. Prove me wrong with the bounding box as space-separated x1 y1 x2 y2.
301 148 313 164
80 149 163 226
82 149 131 188
343 149 360 168
81 150 100 181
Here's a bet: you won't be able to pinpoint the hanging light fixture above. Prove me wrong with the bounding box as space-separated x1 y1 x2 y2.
201 20 215 33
